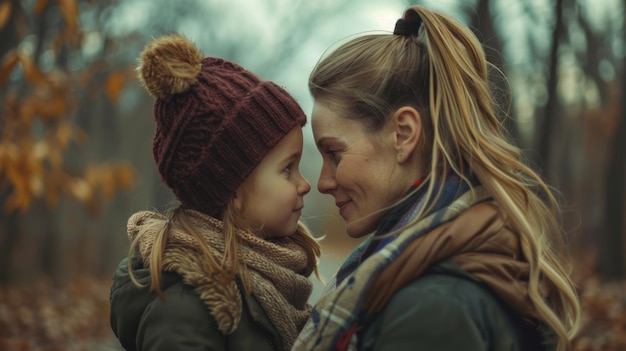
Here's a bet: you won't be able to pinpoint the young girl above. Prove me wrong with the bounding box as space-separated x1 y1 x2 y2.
109 34 320 351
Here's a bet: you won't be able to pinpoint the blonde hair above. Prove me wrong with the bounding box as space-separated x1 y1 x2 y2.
128 200 321 297
309 5 579 350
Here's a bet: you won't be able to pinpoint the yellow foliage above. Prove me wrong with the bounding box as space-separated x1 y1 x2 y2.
0 0 137 216
56 122 73 150
76 163 136 215
0 51 20 85
56 0 78 38
43 171 64 208
115 162 136 190
70 178 91 202
0 142 18 176
19 52 48 84
73 126 88 145
35 0 49 15
0 2 11 31
105 70 128 103
3 142 44 212
32 141 47 160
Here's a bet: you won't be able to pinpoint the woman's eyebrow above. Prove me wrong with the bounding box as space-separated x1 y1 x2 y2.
315 136 337 149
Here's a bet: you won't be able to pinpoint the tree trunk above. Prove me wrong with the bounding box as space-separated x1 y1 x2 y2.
0 209 19 282
0 0 22 59
598 13 626 278
598 106 626 280
471 0 521 146
0 1 27 283
535 0 565 177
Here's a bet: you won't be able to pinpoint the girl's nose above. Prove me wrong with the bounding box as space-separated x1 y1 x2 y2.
299 173 311 195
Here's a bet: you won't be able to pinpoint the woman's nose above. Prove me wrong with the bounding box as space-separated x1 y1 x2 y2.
317 163 336 194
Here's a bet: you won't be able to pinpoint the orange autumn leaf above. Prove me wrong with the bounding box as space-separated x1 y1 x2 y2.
105 70 127 103
43 172 64 208
114 162 136 190
100 167 116 200
47 146 63 168
35 0 49 15
0 2 11 31
0 142 18 175
30 174 44 197
84 196 100 215
56 0 78 35
56 122 73 149
73 126 88 145
4 154 40 211
31 140 48 160
0 50 20 86
28 97 63 121
4 191 30 211
18 52 47 84
70 178 91 202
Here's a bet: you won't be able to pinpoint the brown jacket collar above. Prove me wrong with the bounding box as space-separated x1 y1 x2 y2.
364 202 536 318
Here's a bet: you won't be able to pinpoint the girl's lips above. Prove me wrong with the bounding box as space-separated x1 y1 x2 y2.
293 207 303 216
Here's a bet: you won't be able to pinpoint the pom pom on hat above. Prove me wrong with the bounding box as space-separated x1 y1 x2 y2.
137 34 307 217
137 34 203 99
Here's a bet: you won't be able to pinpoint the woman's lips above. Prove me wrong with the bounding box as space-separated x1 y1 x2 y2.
336 201 350 217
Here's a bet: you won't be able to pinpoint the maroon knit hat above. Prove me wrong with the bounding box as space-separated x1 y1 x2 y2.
137 34 306 217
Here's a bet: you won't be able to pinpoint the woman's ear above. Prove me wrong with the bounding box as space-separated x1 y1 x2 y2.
391 106 422 163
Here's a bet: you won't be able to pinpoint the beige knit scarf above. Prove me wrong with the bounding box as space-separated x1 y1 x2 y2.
127 209 315 351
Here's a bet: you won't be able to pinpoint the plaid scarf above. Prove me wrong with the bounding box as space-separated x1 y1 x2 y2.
292 178 490 351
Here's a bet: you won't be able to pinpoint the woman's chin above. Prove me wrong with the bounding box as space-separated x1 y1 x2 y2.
345 225 371 239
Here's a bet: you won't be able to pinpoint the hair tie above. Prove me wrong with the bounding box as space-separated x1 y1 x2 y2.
393 18 421 36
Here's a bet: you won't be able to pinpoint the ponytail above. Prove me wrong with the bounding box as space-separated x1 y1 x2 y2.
309 5 580 350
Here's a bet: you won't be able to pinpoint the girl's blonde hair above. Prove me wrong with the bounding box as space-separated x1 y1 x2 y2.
309 5 579 350
128 198 321 296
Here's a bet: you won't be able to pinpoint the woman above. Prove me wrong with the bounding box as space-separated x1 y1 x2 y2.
293 5 579 351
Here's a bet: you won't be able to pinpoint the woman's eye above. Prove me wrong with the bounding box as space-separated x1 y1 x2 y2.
325 149 340 162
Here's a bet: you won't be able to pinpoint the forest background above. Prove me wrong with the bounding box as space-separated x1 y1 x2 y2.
0 0 624 350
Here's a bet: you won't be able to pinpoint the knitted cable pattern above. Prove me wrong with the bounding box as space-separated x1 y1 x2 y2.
128 209 315 351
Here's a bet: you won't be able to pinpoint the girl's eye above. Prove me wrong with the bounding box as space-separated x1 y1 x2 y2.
283 163 293 175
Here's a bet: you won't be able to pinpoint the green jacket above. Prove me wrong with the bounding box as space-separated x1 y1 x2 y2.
359 260 552 351
293 193 557 351
109 257 281 351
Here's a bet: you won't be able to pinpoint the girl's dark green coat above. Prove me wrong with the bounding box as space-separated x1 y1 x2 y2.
110 258 281 351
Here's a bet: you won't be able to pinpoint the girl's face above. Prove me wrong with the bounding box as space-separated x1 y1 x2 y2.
235 127 310 238
311 101 414 238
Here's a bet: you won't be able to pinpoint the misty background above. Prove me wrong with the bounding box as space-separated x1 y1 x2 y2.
1 0 625 349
